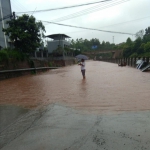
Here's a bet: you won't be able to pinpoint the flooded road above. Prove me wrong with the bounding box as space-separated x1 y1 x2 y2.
0 61 150 114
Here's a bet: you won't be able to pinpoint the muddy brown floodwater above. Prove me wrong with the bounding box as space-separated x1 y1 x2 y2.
0 61 150 114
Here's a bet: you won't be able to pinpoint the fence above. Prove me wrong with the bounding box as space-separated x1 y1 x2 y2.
99 57 150 68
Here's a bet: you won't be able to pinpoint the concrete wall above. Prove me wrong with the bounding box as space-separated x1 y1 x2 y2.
0 60 50 80
48 56 75 66
47 40 70 53
0 0 12 49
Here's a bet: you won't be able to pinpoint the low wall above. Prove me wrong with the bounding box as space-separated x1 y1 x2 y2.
0 59 55 80
48 56 75 67
0 67 59 80
0 57 75 80
0 60 30 71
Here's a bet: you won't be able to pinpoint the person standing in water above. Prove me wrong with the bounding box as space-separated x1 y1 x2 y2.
78 59 86 79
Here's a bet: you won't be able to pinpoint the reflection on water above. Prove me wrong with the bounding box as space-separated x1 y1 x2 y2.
79 79 87 98
0 61 150 114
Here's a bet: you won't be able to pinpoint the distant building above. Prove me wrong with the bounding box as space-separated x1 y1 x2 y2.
0 0 12 49
46 34 71 53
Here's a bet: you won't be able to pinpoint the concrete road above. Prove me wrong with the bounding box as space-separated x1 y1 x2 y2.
1 103 150 150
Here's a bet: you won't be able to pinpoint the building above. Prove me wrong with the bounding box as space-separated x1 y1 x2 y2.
46 34 71 53
0 0 12 49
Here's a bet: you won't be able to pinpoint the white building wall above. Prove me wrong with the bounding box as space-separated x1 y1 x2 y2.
0 0 12 49
47 40 70 53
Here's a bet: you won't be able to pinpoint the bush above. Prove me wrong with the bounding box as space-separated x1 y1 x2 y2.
0 48 28 63
130 53 138 58
7 49 26 62
139 52 150 57
0 50 9 62
48 62 53 67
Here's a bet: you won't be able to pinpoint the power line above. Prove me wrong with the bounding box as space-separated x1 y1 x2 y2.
12 0 29 12
63 15 150 34
49 0 129 23
96 15 150 28
40 20 135 35
16 0 114 14
11 1 23 12
65 14 150 30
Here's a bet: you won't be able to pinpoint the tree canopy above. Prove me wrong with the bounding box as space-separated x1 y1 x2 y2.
123 27 150 57
70 38 115 52
70 26 150 58
3 14 45 53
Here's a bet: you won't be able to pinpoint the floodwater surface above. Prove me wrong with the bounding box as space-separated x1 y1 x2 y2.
0 61 150 114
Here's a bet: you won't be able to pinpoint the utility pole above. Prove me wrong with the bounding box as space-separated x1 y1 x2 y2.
113 36 114 44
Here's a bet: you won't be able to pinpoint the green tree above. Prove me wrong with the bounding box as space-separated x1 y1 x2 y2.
101 41 105 49
105 41 111 50
145 27 150 36
143 27 150 43
83 39 91 51
3 14 45 53
133 37 142 54
144 42 150 52
90 38 100 50
135 30 144 39
70 39 76 48
123 47 132 57
126 37 133 46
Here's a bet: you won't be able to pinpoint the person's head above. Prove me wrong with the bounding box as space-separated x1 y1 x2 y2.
81 59 84 62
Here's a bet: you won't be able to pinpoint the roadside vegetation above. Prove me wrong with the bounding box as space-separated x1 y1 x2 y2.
0 48 29 70
123 27 150 58
70 26 150 58
70 38 115 52
51 46 81 57
0 14 45 65
0 48 27 63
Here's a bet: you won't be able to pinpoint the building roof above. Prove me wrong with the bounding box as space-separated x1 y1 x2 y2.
46 34 71 39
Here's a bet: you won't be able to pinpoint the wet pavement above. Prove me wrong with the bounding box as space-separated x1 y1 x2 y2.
1 104 150 150
0 61 150 149
0 105 28 133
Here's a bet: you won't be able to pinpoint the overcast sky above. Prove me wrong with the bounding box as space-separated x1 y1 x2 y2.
11 0 150 44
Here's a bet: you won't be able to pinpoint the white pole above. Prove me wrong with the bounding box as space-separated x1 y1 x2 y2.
0 0 8 48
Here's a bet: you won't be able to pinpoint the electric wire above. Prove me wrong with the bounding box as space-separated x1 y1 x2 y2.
16 0 114 14
49 0 129 23
96 15 150 28
11 1 23 12
65 14 150 31
11 0 29 12
40 20 135 35
63 15 150 34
